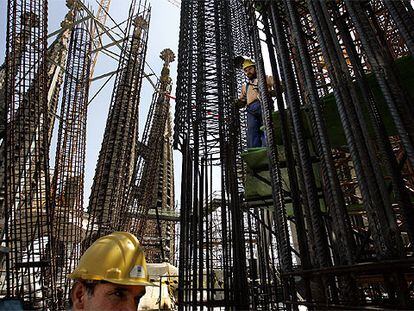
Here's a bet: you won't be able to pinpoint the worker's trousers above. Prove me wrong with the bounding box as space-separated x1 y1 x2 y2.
246 100 266 148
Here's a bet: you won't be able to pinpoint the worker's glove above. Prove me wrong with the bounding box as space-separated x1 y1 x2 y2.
235 99 246 109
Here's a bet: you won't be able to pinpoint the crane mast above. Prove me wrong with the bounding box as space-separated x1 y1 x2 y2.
89 0 112 80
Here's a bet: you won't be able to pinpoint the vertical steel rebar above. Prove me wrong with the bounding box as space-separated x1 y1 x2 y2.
242 2 296 309
240 0 414 308
308 0 403 260
345 0 414 168
332 2 414 250
282 0 357 267
268 2 333 303
174 0 251 308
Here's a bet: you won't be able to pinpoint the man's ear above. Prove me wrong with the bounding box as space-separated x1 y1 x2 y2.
71 282 87 310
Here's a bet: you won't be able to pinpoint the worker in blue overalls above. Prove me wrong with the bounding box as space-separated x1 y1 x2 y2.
235 56 274 148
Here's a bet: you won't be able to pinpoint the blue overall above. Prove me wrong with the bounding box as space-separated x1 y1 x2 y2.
246 100 266 148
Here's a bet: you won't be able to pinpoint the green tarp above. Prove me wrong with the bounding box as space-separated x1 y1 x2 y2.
269 56 414 148
241 146 324 216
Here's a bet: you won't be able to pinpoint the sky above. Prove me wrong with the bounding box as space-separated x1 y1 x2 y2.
0 0 182 207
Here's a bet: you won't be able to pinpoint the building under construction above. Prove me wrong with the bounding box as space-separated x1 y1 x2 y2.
0 0 414 310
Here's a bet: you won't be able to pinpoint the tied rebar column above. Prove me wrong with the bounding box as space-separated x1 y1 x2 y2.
3 0 56 308
229 0 252 157
50 14 92 308
0 1 75 229
124 49 175 262
174 0 249 309
0 11 40 225
154 111 176 263
85 0 150 244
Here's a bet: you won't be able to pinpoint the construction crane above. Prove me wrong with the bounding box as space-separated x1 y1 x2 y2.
166 0 180 9
89 0 112 80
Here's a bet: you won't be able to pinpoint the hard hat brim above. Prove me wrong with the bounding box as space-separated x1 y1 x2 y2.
68 273 159 287
242 64 255 70
105 278 158 287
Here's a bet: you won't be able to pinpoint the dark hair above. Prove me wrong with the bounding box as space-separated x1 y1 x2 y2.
68 280 99 309
83 280 99 296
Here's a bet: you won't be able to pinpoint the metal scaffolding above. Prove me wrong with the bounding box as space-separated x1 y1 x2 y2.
50 9 92 308
85 0 151 243
126 48 176 262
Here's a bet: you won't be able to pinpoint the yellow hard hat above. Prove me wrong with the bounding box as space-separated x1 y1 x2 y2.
242 58 255 70
68 232 153 287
